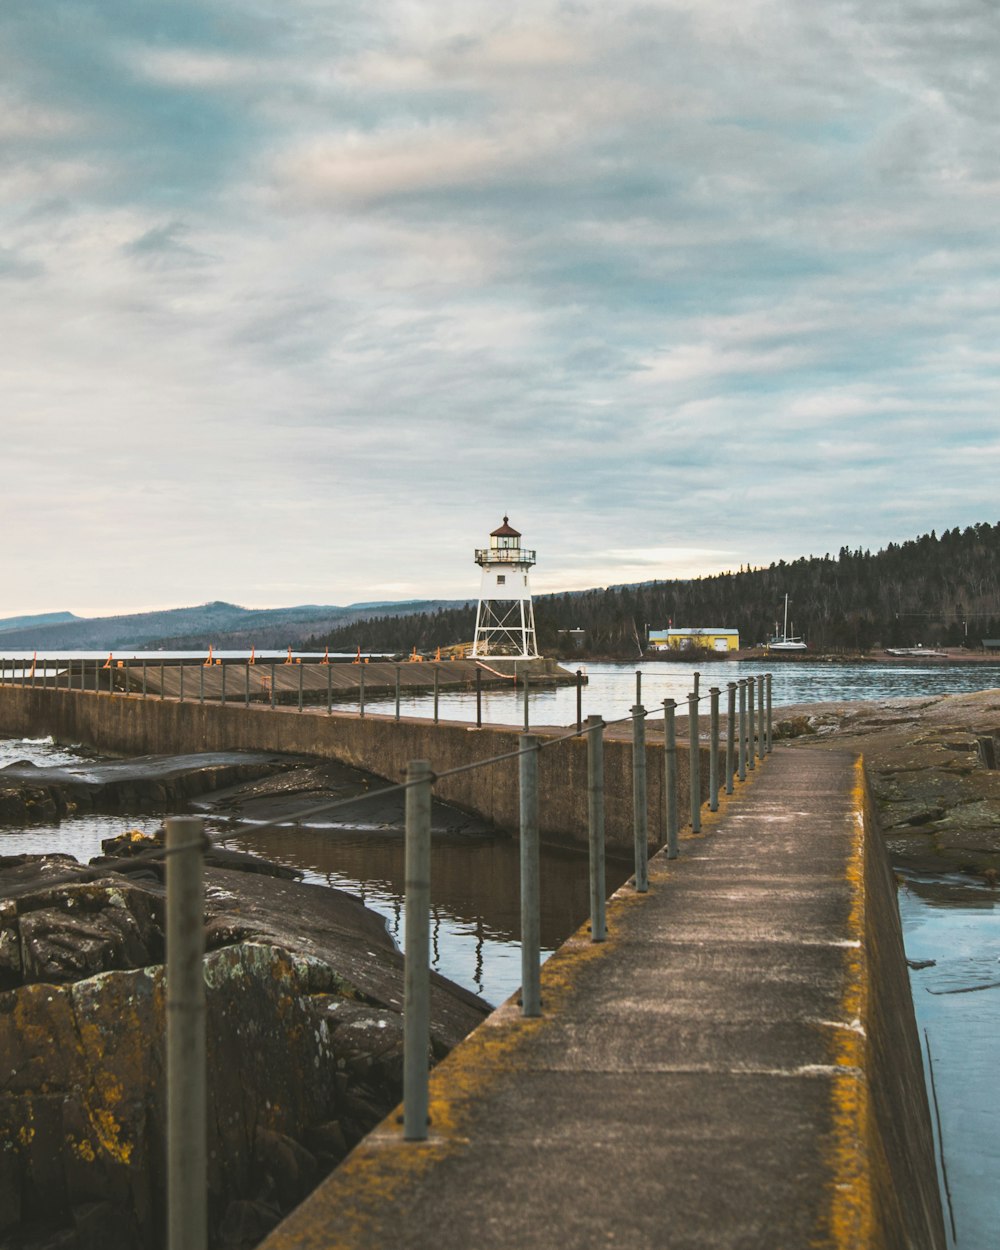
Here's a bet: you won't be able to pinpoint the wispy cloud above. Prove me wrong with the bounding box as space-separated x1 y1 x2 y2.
2 0 998 615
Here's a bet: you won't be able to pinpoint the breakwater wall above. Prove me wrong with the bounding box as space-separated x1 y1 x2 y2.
258 749 945 1250
859 767 945 1245
0 688 704 849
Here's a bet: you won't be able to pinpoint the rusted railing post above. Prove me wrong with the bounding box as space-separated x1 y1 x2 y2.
586 715 606 941
765 673 773 754
576 669 583 732
519 735 541 1016
747 675 756 771
757 675 765 762
663 698 678 859
726 681 736 795
165 815 207 1250
738 679 747 782
632 704 648 892
688 692 701 832
403 760 432 1141
709 687 720 812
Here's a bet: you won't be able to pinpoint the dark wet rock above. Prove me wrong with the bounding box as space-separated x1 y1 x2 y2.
783 689 1000 873
772 715 816 739
0 853 489 1249
193 758 498 836
0 753 310 830
218 1198 282 1250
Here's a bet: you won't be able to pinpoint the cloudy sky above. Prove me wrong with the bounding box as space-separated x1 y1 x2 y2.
4 1 999 617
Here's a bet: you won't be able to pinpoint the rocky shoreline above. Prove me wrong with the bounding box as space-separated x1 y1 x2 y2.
0 750 495 1250
775 687 1000 878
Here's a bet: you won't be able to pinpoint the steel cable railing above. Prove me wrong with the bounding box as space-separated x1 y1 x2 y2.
0 660 774 1248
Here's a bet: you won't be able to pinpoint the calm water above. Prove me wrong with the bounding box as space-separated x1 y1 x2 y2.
3 662 999 1243
357 658 1000 726
899 876 1000 1249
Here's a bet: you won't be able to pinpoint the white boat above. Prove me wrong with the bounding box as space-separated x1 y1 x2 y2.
767 595 807 651
884 647 947 658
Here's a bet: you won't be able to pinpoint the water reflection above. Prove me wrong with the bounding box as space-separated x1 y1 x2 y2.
228 824 628 1003
898 874 1000 1249
355 659 1000 727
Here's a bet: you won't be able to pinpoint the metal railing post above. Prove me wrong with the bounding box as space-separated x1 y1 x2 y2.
519 735 541 1017
757 675 765 761
765 673 773 754
433 666 440 724
245 663 251 708
586 714 606 941
359 666 365 718
750 675 760 770
726 682 736 795
688 691 701 832
631 704 648 892
576 669 583 732
663 699 678 859
395 665 401 722
635 670 642 707
523 672 529 732
475 667 482 727
270 662 276 709
738 680 747 781
327 663 333 715
709 687 720 812
403 759 432 1141
124 658 130 697
693 670 700 701
298 663 304 712
165 815 207 1250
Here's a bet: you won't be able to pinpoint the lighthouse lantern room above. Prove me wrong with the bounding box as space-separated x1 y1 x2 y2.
472 517 539 659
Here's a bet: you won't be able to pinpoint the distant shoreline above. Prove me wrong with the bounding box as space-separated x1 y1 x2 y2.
583 647 1000 666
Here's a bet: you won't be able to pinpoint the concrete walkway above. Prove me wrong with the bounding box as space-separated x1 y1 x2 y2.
260 747 942 1250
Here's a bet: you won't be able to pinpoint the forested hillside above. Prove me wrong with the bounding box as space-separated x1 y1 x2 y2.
307 523 1000 657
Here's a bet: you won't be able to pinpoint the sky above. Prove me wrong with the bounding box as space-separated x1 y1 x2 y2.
3 1 1000 617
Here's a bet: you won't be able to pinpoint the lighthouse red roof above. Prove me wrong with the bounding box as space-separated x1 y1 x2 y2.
490 515 521 539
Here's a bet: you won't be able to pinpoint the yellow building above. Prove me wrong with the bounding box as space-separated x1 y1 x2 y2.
648 628 739 652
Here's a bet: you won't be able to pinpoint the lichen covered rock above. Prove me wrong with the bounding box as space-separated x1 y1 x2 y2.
0 855 489 1249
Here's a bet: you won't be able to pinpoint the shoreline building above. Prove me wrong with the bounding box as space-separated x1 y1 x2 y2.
649 627 740 652
472 517 539 659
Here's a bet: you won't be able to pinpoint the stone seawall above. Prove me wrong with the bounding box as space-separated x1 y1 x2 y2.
859 767 945 1247
0 688 705 850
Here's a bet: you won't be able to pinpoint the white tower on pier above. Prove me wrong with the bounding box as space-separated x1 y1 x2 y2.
472 516 539 659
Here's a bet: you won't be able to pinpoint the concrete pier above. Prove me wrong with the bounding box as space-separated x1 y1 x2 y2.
0 686 703 851
259 749 944 1250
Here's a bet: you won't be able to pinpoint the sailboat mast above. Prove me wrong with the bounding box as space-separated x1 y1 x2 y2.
783 594 789 642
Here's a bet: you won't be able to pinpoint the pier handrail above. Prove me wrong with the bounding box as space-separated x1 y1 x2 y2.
0 660 774 1246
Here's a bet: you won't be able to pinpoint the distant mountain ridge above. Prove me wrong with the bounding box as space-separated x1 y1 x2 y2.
0 599 467 651
0 612 80 635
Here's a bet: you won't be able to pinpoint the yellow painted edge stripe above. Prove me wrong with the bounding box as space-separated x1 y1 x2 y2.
821 756 875 1249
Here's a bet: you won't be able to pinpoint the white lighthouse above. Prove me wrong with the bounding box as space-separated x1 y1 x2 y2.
471 516 539 659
